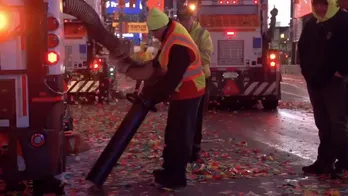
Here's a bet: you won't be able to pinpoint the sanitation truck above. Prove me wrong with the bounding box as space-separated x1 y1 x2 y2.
197 0 281 110
63 0 112 103
0 0 67 194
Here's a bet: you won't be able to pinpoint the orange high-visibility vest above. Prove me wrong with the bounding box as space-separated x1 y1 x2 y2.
158 21 206 93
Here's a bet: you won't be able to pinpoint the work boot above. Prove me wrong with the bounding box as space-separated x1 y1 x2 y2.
302 161 334 175
332 161 348 179
189 150 201 163
153 169 187 189
189 148 205 163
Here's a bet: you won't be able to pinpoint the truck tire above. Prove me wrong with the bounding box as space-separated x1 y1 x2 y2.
32 177 64 196
242 100 257 109
33 133 66 195
4 181 26 194
262 99 279 110
32 152 66 195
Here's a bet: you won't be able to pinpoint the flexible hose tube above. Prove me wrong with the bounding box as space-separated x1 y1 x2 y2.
62 0 126 58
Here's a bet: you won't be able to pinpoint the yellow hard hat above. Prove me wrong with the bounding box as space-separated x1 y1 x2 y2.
146 8 169 31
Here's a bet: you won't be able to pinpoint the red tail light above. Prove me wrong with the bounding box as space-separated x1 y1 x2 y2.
46 16 60 66
92 59 101 70
47 16 59 31
269 53 276 60
268 51 279 68
226 31 235 36
219 1 223 4
254 0 258 4
47 34 59 48
45 51 59 65
232 0 237 4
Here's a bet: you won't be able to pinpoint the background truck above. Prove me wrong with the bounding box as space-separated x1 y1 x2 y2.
197 0 281 110
0 0 66 194
63 0 112 104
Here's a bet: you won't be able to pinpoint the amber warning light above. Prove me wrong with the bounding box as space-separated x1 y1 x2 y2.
46 51 59 65
0 11 9 33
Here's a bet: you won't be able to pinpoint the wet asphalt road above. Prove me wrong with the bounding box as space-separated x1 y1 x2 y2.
67 107 322 196
139 110 318 195
108 108 320 195
281 75 309 102
65 74 340 195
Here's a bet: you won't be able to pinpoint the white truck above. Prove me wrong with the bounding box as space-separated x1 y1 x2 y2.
0 0 66 194
0 0 125 193
63 0 111 103
197 0 281 110
63 0 102 71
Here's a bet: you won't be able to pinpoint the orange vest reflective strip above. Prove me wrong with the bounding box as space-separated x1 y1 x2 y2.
158 25 203 82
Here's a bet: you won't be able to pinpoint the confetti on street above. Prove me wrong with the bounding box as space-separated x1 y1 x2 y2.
60 101 348 195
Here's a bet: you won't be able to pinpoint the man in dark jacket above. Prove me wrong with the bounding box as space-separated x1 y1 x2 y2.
298 0 348 176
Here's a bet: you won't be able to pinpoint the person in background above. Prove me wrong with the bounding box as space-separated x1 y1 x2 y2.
131 41 153 94
298 0 348 177
141 8 206 189
177 6 214 162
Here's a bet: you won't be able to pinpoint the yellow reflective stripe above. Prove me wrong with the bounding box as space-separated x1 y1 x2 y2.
161 36 195 56
183 66 203 79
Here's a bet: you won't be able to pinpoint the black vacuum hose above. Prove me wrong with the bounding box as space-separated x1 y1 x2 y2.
86 93 156 186
62 0 126 58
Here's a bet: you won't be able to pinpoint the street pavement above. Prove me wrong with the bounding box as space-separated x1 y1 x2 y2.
281 74 309 103
61 74 348 195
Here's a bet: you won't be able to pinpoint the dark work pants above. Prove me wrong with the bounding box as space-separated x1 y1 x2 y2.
308 77 348 166
162 96 202 175
192 79 211 155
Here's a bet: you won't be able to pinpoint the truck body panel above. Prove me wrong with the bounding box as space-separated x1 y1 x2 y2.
64 22 88 71
0 0 67 188
0 0 26 71
197 0 280 108
62 0 109 103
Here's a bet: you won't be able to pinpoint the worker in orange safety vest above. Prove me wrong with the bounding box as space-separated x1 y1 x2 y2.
144 8 206 189
109 8 206 189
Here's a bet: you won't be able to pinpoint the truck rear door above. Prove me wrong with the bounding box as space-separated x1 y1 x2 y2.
198 3 263 70
1 0 67 180
0 1 29 129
